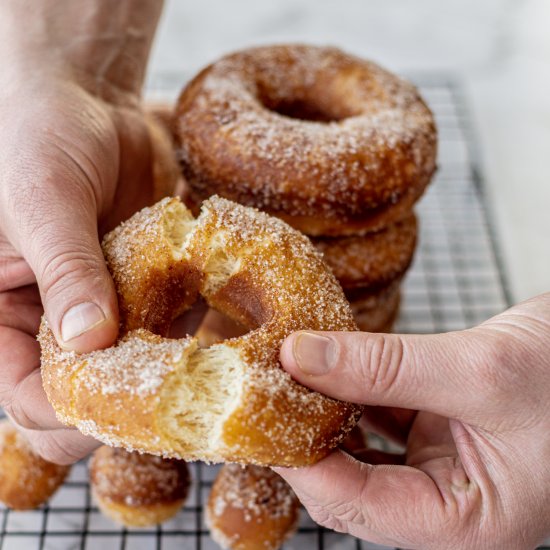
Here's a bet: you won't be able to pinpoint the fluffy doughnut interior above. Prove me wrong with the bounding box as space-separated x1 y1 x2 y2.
157 202 247 456
159 346 244 455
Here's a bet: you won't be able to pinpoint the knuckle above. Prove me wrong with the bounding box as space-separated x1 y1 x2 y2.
354 334 406 396
38 248 102 303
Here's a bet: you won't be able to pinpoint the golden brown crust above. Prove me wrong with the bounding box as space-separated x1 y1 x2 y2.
90 446 190 527
40 326 199 455
40 196 362 466
0 420 70 510
206 465 299 550
347 282 401 333
314 212 417 291
101 200 202 334
175 44 436 236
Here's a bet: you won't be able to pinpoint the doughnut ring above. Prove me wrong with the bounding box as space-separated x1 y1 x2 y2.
175 44 436 236
40 196 361 466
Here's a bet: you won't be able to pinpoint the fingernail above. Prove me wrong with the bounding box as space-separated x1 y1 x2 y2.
293 332 337 375
61 302 106 342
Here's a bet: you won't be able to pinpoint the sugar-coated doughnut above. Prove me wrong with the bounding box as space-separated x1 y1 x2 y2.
314 212 417 291
175 44 436 237
89 446 190 527
0 420 70 510
39 196 361 466
347 282 401 333
206 464 299 550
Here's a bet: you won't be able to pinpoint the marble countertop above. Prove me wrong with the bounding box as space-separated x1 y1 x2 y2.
147 0 550 304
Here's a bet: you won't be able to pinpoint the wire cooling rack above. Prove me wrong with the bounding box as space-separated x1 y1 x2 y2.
1 74 548 550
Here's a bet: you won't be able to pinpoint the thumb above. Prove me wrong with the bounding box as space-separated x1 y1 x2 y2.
7 181 118 353
274 450 452 548
280 328 501 422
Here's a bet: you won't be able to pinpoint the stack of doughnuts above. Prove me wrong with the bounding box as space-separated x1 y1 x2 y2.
175 44 436 331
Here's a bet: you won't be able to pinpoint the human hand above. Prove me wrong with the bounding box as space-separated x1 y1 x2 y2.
277 293 550 549
0 1 169 464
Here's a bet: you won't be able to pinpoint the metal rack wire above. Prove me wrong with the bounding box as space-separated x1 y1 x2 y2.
1 74 547 550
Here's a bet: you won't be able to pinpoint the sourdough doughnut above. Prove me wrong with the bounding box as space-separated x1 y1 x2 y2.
0 420 70 510
314 212 417 292
347 281 401 333
40 196 361 466
175 44 436 237
206 464 299 550
89 446 190 527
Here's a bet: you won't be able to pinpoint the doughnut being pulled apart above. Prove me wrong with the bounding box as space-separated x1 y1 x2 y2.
39 196 361 466
206 464 299 550
0 420 70 510
89 446 190 527
175 44 437 236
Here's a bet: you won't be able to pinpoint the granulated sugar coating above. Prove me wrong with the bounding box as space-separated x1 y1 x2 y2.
206 464 299 550
313 211 418 291
0 420 70 510
89 446 190 527
175 44 437 236
89 446 190 507
39 196 362 467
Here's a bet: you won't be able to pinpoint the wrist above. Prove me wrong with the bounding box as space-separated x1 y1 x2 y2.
0 0 163 102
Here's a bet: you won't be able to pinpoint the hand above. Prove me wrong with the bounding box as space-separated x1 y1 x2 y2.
0 0 166 464
277 293 550 549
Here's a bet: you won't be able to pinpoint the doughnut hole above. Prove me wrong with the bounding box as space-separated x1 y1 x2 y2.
255 74 362 123
195 308 248 348
267 98 343 123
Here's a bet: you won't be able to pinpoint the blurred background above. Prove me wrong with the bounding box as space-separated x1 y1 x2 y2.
147 0 549 304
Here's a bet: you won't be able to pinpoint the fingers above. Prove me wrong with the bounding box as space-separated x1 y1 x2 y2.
280 329 499 421
0 285 42 335
0 327 64 430
18 425 100 465
276 450 480 548
275 450 462 548
0 258 35 292
2 156 119 353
